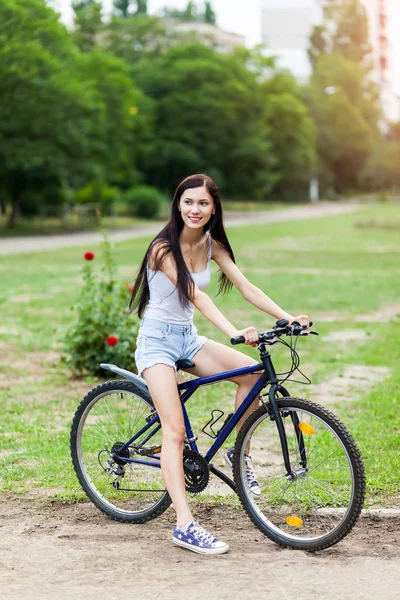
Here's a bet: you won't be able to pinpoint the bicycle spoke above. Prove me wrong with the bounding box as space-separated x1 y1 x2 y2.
234 399 364 550
72 384 168 519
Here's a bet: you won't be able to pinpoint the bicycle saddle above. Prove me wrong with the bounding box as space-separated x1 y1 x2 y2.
176 359 195 371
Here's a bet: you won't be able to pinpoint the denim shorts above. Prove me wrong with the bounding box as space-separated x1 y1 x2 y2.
135 318 208 376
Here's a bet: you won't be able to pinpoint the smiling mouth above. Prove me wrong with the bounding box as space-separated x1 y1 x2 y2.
189 217 202 222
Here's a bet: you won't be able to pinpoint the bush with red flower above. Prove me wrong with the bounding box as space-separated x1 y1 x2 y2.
63 232 139 376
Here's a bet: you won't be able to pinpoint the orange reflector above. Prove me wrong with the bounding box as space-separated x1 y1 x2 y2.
298 422 315 435
286 516 304 527
153 446 162 454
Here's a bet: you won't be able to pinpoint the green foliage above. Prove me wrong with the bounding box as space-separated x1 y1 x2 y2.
307 0 384 193
359 123 400 191
74 182 121 213
310 53 380 192
309 0 371 66
183 1 197 20
63 232 139 376
71 1 103 52
135 0 148 15
262 71 316 195
113 0 132 17
204 1 216 25
134 44 275 198
0 0 140 226
72 1 96 12
105 14 170 68
123 185 164 218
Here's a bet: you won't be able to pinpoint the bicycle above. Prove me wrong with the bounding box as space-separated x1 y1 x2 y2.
70 319 366 551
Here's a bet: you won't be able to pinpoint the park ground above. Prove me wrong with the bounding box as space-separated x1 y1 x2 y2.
0 200 399 598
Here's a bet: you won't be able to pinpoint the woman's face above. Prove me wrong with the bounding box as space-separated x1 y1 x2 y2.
178 185 215 230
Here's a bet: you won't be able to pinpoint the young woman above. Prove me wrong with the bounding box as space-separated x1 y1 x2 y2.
130 174 310 556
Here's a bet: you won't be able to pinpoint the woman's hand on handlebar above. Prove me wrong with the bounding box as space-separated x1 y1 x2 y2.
231 326 259 347
288 314 311 328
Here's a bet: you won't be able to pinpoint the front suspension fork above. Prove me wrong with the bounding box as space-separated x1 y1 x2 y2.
267 385 307 477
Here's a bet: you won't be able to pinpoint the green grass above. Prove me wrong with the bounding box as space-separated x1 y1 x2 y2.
0 201 399 506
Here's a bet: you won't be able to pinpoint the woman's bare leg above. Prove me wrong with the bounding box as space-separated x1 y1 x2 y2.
186 340 260 432
142 364 193 528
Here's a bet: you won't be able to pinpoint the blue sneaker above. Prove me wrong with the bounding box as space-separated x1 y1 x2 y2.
173 521 229 555
224 447 261 498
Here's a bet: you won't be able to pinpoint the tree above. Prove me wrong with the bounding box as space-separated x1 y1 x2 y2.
183 1 197 20
310 54 380 192
72 0 95 12
309 0 372 66
135 0 147 15
307 0 381 192
113 0 132 18
105 14 172 70
72 1 103 52
160 1 198 21
0 0 140 225
204 1 216 25
133 43 278 197
262 78 316 198
359 121 400 190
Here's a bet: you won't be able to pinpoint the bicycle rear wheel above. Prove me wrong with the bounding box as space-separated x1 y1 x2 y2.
234 397 365 551
70 379 171 523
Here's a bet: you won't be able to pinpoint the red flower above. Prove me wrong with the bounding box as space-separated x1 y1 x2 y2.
126 284 133 293
106 335 118 347
84 251 95 261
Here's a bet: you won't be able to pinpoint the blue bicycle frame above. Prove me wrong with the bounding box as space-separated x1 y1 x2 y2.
113 344 300 491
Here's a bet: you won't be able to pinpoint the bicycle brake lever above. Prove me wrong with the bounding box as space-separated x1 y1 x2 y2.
264 338 279 346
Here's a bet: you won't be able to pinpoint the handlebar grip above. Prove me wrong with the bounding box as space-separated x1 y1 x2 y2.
276 318 289 328
292 320 313 329
230 336 245 345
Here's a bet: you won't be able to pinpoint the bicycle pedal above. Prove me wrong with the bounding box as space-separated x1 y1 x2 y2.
141 445 162 457
145 410 158 422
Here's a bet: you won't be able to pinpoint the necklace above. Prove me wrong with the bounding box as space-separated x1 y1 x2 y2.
180 236 207 272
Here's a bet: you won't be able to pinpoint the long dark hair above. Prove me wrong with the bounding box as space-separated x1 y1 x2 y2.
129 174 235 317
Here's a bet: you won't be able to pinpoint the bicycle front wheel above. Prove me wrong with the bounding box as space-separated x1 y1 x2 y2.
70 379 171 523
234 397 365 551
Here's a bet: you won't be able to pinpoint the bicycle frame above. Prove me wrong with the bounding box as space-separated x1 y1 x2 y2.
114 343 305 491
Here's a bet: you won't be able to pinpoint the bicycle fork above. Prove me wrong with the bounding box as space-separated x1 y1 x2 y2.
261 349 307 479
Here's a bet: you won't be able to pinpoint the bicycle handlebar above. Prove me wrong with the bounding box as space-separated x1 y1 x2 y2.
230 319 318 346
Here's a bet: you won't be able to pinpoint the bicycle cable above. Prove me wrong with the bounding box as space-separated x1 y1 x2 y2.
274 332 311 386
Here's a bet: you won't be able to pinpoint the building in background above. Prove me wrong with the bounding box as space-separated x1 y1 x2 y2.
362 0 399 120
261 0 323 81
261 0 399 120
164 20 245 53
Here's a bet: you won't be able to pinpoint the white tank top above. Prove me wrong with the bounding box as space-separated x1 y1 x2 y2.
143 234 212 325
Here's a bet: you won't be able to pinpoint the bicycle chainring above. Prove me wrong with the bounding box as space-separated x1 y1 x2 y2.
183 449 209 494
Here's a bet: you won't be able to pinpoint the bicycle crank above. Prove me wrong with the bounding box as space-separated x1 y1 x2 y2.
183 449 209 493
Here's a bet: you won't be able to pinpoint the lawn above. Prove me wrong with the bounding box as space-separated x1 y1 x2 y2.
0 201 399 506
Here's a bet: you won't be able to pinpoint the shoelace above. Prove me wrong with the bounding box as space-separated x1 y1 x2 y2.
245 455 258 485
190 522 216 546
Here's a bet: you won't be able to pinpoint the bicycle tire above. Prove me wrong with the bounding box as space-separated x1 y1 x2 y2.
233 397 365 551
70 379 171 523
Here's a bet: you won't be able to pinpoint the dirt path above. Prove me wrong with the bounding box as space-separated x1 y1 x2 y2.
0 203 359 256
1 497 399 600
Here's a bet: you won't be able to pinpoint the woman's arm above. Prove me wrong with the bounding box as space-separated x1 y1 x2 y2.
159 251 258 343
212 240 308 325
